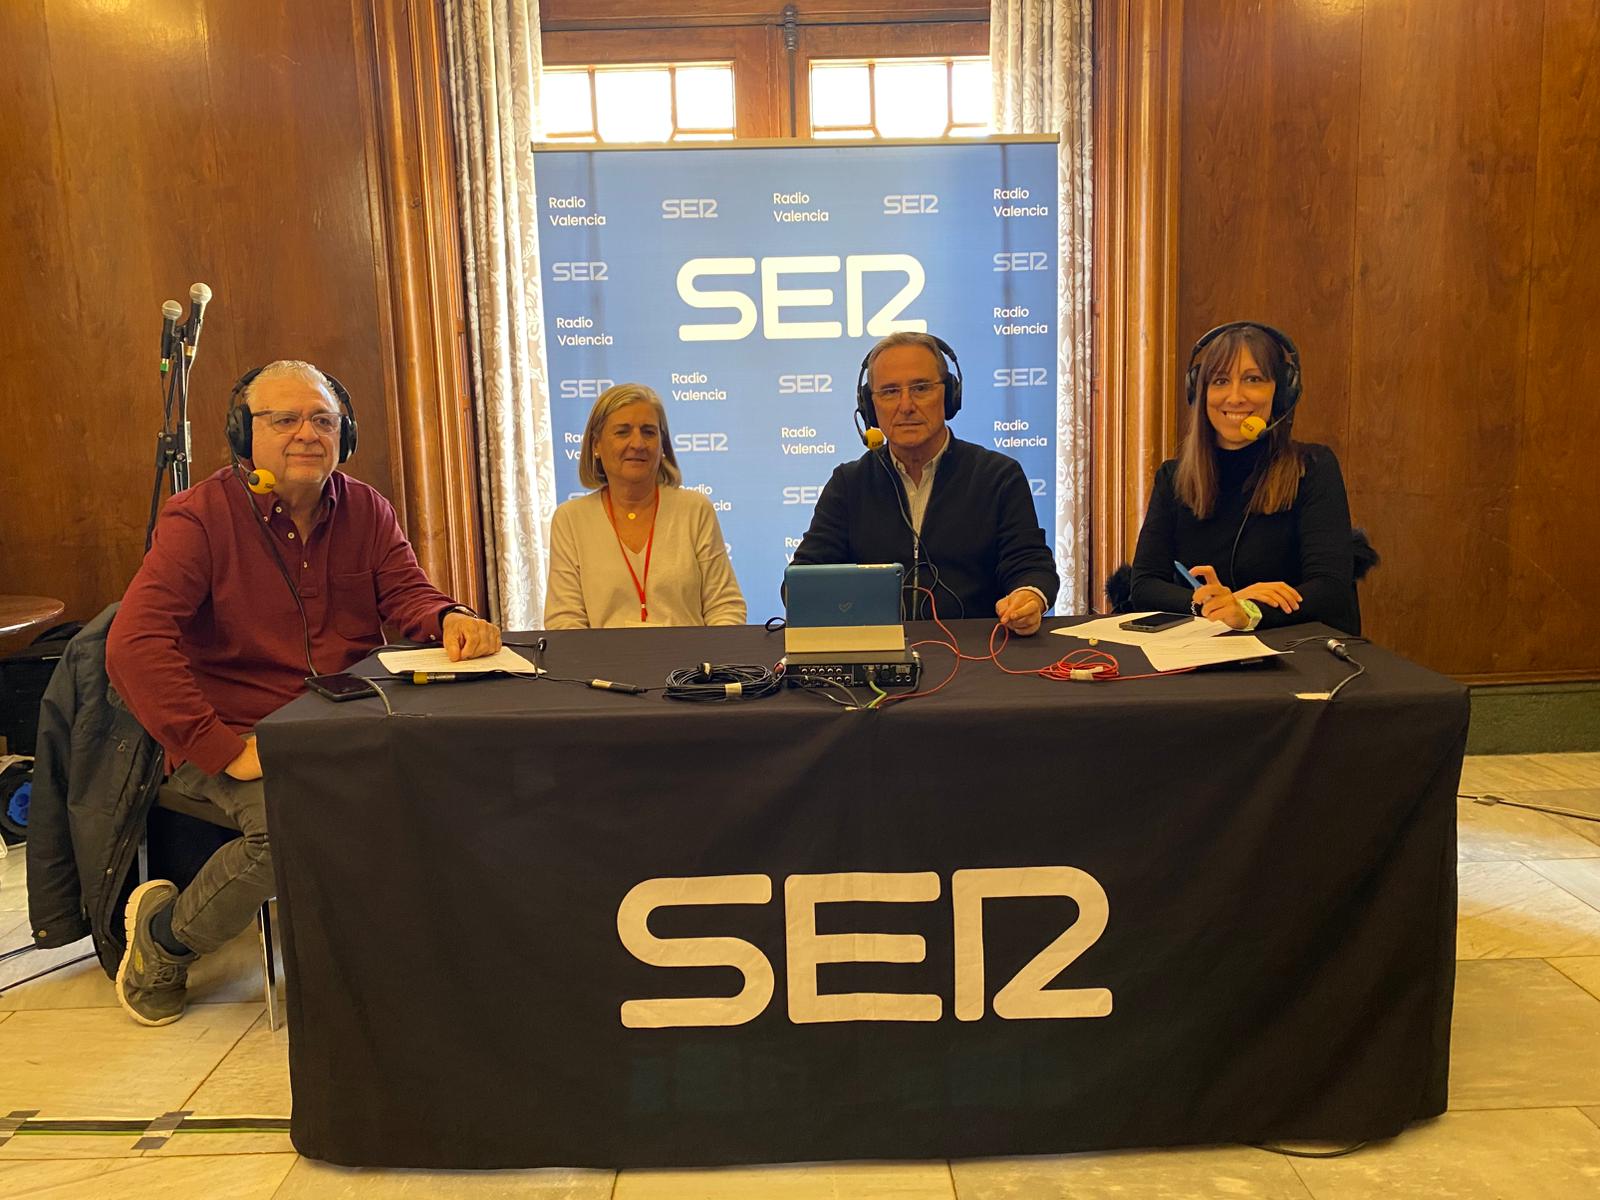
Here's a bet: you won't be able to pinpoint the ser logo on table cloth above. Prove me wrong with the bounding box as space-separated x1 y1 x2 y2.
616 866 1112 1028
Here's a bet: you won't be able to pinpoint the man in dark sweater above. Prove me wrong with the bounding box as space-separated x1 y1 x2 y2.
791 333 1059 633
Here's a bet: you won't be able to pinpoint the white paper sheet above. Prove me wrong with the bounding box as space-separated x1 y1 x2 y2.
1052 613 1228 648
1052 614 1283 671
1142 636 1283 672
376 646 542 675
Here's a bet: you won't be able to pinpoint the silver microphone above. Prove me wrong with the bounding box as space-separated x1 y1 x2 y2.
183 282 213 357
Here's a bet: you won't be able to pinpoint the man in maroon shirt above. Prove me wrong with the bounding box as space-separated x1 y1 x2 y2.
106 359 501 1025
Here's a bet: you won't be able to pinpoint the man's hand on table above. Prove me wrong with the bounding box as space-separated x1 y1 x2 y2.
442 611 503 661
995 588 1045 637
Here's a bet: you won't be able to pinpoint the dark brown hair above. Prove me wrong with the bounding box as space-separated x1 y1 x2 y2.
1174 325 1305 518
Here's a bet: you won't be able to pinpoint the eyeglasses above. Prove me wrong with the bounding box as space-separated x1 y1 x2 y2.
253 410 342 437
872 380 945 403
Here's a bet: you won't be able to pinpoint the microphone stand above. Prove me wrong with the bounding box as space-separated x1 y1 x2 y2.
143 326 198 553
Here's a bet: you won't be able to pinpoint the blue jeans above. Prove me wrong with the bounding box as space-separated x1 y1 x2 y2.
164 762 273 956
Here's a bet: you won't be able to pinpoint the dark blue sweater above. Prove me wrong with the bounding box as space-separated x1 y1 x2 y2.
791 436 1059 621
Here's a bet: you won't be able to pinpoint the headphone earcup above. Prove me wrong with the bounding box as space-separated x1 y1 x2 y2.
855 351 878 434
944 372 962 419
321 372 358 463
225 400 252 460
1277 361 1302 416
225 366 268 461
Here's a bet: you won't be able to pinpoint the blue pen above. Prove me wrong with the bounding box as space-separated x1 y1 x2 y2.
1174 561 1204 590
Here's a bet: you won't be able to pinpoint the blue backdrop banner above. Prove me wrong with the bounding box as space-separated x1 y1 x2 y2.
534 139 1059 618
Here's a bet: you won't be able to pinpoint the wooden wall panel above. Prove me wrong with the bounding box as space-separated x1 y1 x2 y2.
201 1 393 495
1346 0 1544 676
1178 0 1362 451
0 0 394 629
1178 0 1597 680
1513 0 1600 680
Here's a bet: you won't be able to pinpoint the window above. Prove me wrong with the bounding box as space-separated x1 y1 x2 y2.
809 57 992 139
542 64 737 143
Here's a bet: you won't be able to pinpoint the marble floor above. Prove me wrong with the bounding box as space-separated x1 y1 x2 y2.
2 752 1599 1198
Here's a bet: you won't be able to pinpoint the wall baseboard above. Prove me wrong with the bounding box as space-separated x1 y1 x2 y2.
1467 683 1600 755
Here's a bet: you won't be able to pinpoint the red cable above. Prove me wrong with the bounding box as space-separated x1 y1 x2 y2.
880 589 1197 707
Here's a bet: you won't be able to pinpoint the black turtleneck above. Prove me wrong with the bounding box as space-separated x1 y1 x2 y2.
1129 441 1360 634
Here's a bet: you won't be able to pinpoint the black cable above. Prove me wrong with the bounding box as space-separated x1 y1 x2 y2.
1459 792 1600 824
1324 661 1364 698
1282 635 1369 649
787 674 865 709
1227 511 1249 586
867 444 962 621
227 458 317 678
663 662 783 702
144 360 184 553
1251 1140 1369 1159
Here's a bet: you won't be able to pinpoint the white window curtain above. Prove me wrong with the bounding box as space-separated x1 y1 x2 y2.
991 1 1093 612
442 0 557 628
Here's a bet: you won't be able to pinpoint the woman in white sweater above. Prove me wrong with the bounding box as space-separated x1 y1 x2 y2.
545 383 746 629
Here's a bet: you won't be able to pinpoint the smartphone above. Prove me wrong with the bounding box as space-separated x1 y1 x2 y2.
305 673 378 702
1119 612 1190 633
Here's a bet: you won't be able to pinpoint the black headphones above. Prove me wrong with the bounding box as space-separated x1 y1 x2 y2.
1184 321 1302 418
225 365 359 464
855 335 964 432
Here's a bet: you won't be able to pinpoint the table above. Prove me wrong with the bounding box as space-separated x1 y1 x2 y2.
0 595 64 638
258 619 1467 1169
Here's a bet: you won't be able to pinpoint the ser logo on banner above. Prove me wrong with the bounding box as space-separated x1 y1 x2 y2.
559 379 615 400
662 198 719 219
883 193 939 215
677 254 927 342
673 432 730 453
995 367 1050 388
551 261 609 282
993 252 1050 272
778 374 833 394
616 866 1113 1028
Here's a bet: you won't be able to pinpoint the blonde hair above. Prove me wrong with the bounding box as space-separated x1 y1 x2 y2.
577 383 683 490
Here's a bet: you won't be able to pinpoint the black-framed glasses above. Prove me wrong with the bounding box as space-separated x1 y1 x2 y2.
254 410 342 437
871 380 945 403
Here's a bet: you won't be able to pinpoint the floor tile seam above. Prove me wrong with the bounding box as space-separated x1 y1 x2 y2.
1525 862 1600 916
175 1004 268 1113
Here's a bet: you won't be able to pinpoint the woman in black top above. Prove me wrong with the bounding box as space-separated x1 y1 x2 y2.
1130 322 1359 634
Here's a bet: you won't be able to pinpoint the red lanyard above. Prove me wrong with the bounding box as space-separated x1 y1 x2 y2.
602 487 658 622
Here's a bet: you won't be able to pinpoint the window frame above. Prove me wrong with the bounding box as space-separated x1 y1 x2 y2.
541 61 741 143
794 21 988 138
542 26 783 138
807 54 993 140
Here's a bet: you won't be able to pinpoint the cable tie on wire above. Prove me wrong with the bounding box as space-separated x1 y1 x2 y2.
724 682 742 697
1069 668 1099 681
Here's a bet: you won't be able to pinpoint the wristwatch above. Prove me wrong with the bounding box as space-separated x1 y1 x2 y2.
1239 599 1263 631
440 603 476 624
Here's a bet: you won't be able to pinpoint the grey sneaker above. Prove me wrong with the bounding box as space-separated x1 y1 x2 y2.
116 880 193 1026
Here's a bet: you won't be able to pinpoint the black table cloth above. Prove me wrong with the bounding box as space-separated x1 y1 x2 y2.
258 619 1467 1168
